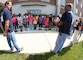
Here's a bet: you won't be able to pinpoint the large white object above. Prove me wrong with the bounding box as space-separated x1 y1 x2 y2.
12 2 56 15
0 31 83 54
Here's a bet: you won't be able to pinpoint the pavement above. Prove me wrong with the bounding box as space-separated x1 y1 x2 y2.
0 30 83 54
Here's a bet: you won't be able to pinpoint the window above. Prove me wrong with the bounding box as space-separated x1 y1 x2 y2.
41 0 50 2
80 12 82 17
19 0 27 2
80 3 82 8
27 10 41 15
61 0 66 6
75 8 78 14
75 0 78 4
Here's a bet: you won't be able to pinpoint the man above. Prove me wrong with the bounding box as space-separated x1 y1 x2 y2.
1 1 22 52
53 5 72 53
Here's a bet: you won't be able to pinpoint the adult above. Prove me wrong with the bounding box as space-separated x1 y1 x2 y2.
2 1 22 52
54 5 72 53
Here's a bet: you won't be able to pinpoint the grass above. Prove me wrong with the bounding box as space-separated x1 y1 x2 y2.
0 41 83 60
0 28 3 33
0 51 27 60
27 41 83 60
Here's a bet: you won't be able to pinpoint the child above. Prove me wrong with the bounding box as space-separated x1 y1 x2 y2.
23 14 28 31
33 15 38 30
17 14 23 31
12 14 17 32
44 15 49 30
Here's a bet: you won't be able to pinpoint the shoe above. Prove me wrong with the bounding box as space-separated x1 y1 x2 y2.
21 30 23 32
16 47 23 52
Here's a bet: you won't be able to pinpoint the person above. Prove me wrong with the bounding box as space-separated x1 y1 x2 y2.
23 14 28 31
71 17 82 44
73 19 79 33
28 13 33 30
33 15 38 30
53 16 60 31
49 14 53 30
12 14 17 32
44 15 49 30
17 13 23 31
53 5 72 53
1 1 22 52
38 15 43 30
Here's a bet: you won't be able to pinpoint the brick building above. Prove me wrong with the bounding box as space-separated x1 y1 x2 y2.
12 0 56 15
11 0 83 18
0 0 7 3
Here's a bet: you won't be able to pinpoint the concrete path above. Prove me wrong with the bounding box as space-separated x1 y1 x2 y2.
0 30 83 54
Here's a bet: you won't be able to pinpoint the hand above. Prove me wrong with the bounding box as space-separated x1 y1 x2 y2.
3 32 7 36
57 21 63 26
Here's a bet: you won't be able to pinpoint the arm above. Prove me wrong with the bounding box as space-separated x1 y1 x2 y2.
4 20 9 33
3 20 9 36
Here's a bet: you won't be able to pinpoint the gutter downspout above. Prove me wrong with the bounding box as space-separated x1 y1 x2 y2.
56 0 61 16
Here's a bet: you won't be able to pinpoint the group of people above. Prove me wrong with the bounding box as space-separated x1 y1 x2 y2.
0 1 83 54
12 13 61 32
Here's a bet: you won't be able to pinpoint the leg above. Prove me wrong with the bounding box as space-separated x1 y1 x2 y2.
29 22 32 30
11 31 21 52
54 33 69 53
7 33 13 51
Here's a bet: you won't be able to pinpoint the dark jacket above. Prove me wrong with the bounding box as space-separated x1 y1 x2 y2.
59 11 72 35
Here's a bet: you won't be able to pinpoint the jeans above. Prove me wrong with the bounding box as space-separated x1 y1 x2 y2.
7 31 21 51
54 33 69 53
34 24 37 30
29 22 33 30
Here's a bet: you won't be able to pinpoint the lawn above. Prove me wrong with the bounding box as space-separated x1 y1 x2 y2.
0 41 83 60
0 28 2 33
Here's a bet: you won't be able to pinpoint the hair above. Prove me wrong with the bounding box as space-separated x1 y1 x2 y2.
79 17 83 22
5 1 11 6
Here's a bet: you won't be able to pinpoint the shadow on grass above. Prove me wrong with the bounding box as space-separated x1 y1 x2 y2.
0 50 17 54
57 46 71 56
26 46 71 60
26 52 55 60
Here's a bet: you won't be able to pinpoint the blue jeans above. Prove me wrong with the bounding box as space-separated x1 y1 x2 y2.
29 22 33 30
34 24 37 30
54 33 69 53
7 31 21 51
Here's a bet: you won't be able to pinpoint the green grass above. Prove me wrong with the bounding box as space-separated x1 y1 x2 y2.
27 41 83 60
0 28 3 33
0 41 83 60
0 51 27 60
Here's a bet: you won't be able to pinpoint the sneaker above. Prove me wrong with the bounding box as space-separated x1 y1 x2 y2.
16 47 23 52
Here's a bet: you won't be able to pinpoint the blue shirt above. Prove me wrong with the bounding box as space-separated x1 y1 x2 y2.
2 8 13 32
59 11 72 35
